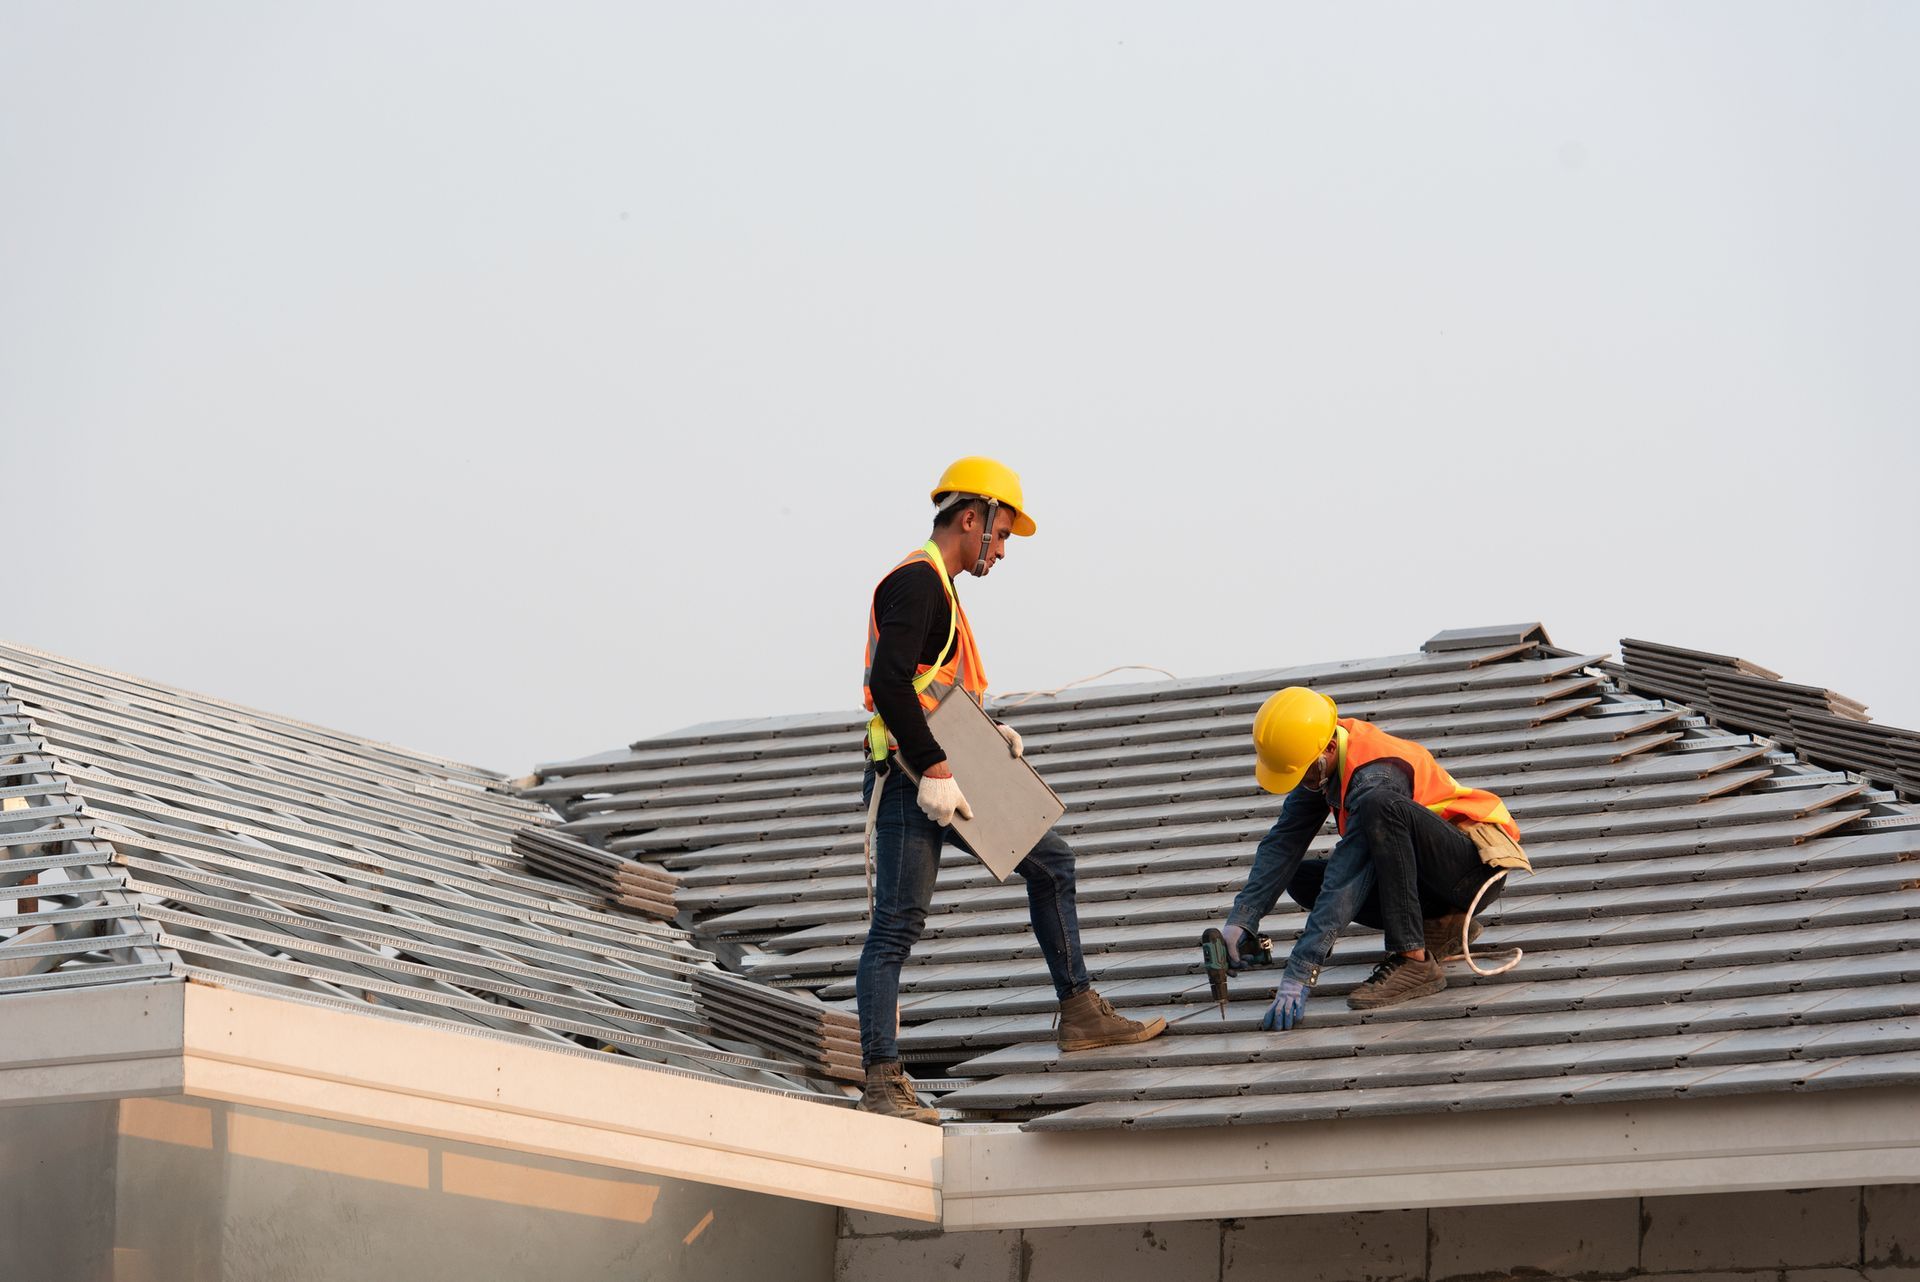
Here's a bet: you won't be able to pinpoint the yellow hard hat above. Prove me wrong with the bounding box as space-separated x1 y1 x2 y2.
1251 687 1338 794
931 457 1037 537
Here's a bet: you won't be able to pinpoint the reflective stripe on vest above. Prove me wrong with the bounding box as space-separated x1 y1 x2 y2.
1334 719 1519 840
861 541 989 762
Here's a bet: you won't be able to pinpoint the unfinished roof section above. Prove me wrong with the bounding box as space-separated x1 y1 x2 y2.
534 626 1920 1133
0 640 848 1100
1615 638 1920 800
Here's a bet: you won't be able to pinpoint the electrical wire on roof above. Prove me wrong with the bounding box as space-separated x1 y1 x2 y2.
994 665 1179 711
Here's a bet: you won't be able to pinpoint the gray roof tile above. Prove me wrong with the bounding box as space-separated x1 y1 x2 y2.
532 629 1920 1131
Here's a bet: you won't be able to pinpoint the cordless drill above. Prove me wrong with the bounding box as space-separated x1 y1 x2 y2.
1198 927 1275 1020
1198 928 1232 1019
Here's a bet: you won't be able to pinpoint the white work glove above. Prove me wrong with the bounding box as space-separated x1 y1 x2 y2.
996 722 1023 758
916 772 974 826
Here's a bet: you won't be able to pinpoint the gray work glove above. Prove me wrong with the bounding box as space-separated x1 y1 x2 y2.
1261 976 1311 1031
1221 923 1251 971
916 773 974 826
996 723 1023 758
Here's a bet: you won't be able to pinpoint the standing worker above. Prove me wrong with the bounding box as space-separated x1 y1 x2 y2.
856 457 1165 1123
1218 687 1529 1031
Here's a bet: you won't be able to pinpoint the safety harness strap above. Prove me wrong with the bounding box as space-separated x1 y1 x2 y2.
863 758 892 916
1461 870 1522 976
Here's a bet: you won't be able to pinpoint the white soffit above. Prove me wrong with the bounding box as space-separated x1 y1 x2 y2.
0 980 185 1106
940 1087 1920 1230
0 981 940 1222
177 986 941 1221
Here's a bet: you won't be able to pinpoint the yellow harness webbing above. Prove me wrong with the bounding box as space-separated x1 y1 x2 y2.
866 540 960 763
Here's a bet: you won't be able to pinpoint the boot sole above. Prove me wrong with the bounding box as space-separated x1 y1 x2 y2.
1058 1016 1168 1053
1347 974 1447 1010
857 1102 941 1125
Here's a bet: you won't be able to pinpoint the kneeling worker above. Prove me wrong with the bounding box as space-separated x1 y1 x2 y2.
1219 687 1528 1030
856 457 1166 1123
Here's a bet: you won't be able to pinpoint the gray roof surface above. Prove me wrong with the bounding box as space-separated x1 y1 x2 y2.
0 641 849 1100
533 625 1920 1131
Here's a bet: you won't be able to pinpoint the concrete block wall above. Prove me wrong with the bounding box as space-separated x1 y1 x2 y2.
838 1185 1920 1282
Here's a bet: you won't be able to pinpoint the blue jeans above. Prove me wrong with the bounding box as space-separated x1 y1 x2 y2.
855 764 1091 1066
1227 820 1379 985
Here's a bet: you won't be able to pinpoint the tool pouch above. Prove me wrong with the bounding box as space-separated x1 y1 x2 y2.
1461 821 1531 873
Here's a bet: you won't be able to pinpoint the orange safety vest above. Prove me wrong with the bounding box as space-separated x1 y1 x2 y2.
861 541 989 761
1335 718 1519 841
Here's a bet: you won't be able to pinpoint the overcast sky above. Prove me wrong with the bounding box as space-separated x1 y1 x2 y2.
4 3 1915 774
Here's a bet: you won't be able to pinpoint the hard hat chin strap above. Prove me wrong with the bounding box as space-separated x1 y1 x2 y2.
971 498 999 576
936 490 1001 576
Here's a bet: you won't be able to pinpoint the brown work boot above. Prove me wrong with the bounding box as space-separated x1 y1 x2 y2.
1423 913 1484 961
858 1062 939 1125
1347 953 1447 1011
1057 989 1167 1052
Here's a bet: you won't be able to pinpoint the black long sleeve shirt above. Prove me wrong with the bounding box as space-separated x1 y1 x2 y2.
867 558 960 774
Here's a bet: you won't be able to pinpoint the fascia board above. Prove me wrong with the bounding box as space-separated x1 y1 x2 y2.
178 984 940 1221
941 1087 1920 1230
0 980 185 1105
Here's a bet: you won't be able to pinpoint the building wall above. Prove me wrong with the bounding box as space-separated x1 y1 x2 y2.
0 1099 121 1282
1 1096 838 1282
13 1098 1919 1282
838 1186 1920 1282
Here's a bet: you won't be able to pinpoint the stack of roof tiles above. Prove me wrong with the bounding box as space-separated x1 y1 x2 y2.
535 625 1920 1130
1617 638 1920 800
511 825 680 922
692 968 864 1084
0 641 848 1100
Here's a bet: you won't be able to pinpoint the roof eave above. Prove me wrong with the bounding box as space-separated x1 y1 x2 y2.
940 1086 1920 1230
0 980 186 1106
0 981 941 1222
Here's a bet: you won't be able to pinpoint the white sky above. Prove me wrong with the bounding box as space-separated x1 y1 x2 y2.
3 3 1916 774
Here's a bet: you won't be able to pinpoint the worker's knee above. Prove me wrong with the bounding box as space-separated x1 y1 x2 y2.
864 908 928 959
1016 859 1073 899
1348 785 1413 834
1346 786 1387 824
1016 832 1077 889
